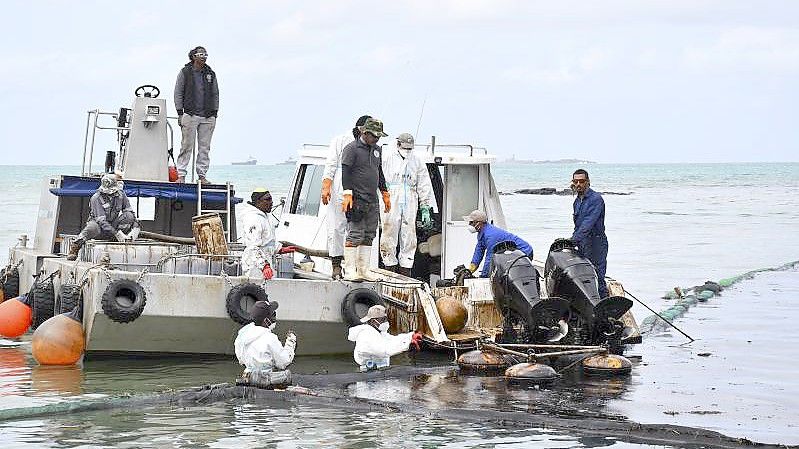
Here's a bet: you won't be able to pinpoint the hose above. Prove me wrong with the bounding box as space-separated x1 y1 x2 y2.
139 230 195 245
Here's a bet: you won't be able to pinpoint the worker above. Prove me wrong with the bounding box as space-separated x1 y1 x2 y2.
379 132 434 276
320 115 371 279
463 209 533 278
347 305 423 372
67 173 140 261
571 168 609 298
234 301 296 386
239 188 281 279
340 118 391 281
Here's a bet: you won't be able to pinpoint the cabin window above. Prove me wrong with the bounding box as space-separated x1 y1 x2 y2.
290 164 324 216
448 165 479 220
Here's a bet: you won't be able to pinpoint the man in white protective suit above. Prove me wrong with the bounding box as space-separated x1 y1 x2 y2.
234 300 296 387
239 188 282 279
379 133 435 277
347 305 423 372
320 115 371 279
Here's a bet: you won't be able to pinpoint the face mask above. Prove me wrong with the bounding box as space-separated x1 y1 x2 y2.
378 322 390 333
468 225 478 234
269 322 276 331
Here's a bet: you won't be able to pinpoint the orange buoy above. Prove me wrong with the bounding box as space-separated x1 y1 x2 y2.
0 295 33 338
436 296 468 334
31 307 84 365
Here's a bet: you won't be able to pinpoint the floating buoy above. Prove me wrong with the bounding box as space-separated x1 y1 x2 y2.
0 295 33 337
31 307 84 365
582 353 632 376
436 296 468 333
457 349 512 374
505 362 558 385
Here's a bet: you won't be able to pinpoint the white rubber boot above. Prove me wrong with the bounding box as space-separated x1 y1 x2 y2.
342 246 361 281
357 246 379 281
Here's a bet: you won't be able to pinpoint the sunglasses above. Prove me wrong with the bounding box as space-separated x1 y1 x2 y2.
194 53 208 58
572 179 588 184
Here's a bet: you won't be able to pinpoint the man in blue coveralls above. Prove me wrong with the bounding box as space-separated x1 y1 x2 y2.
571 169 609 298
463 210 533 278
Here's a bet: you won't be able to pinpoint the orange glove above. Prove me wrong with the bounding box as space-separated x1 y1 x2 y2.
321 178 332 205
262 263 274 280
381 190 391 213
341 190 353 212
409 331 423 351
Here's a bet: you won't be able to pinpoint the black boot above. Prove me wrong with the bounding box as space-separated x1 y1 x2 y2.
66 238 84 261
331 256 343 280
397 267 411 277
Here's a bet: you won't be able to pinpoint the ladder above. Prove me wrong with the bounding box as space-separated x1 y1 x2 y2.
197 181 233 241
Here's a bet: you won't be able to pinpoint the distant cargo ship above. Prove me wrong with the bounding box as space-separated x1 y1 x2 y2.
232 156 257 165
276 157 297 166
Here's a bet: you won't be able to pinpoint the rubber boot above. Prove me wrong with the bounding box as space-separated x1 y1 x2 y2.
342 246 361 281
397 266 412 277
357 246 379 281
331 256 343 280
66 238 84 261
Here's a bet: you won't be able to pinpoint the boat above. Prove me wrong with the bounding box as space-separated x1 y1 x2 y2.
232 156 257 165
275 157 296 166
0 85 640 359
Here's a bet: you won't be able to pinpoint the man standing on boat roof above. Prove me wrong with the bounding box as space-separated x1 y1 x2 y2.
174 45 219 185
347 304 422 372
66 174 140 261
463 210 533 278
340 118 391 281
239 188 281 279
571 169 609 298
320 114 372 279
234 300 296 386
379 132 435 277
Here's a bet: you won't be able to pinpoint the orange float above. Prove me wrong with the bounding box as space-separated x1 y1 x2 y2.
0 295 33 338
435 296 468 334
31 307 85 365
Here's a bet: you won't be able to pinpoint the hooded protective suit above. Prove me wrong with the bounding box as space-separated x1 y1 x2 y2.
347 324 414 371
238 202 281 277
322 133 352 258
234 323 296 374
379 147 434 269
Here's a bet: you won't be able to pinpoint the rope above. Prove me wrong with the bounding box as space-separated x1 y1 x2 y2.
640 260 799 335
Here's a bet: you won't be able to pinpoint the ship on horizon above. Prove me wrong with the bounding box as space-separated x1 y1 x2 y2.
232 156 257 165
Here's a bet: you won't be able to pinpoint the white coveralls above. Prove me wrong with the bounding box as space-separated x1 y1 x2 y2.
238 202 281 277
234 323 296 374
347 324 415 371
322 133 352 258
380 148 434 268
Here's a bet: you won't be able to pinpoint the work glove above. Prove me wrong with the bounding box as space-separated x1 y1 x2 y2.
115 230 127 242
409 331 423 352
278 246 298 254
262 263 274 280
341 190 353 212
321 178 332 205
420 205 433 230
286 331 297 346
129 227 140 241
177 111 183 128
468 263 478 273
381 190 391 213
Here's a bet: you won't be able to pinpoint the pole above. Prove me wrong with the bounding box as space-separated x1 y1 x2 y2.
623 287 695 343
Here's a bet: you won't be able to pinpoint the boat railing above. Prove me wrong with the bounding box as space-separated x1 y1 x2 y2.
81 109 178 177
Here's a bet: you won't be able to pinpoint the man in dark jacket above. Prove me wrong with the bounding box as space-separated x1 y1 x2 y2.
571 169 609 298
340 118 391 281
174 46 219 184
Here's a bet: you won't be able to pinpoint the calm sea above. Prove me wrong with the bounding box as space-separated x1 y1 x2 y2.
1 162 797 447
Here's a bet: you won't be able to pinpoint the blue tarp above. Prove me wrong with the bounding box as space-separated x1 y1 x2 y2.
49 176 243 204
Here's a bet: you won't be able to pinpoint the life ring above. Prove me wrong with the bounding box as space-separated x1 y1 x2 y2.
226 283 268 325
101 279 147 323
58 283 82 315
341 288 386 327
1 267 20 301
31 278 56 330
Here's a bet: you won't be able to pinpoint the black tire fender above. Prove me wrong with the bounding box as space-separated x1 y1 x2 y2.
58 283 82 315
341 288 386 327
226 283 268 325
31 278 56 330
102 279 147 323
1 267 20 299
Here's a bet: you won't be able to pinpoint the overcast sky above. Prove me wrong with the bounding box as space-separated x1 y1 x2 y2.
1 1 796 165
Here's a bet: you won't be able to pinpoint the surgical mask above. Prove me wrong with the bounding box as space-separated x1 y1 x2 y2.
398 148 411 158
378 322 390 333
468 225 478 234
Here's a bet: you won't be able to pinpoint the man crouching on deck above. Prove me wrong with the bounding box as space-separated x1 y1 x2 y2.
348 305 423 372
234 301 296 387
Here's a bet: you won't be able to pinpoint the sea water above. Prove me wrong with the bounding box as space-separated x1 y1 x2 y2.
1 162 797 447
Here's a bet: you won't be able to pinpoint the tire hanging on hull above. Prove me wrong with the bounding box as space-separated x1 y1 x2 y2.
341 288 386 327
101 279 147 323
226 283 269 325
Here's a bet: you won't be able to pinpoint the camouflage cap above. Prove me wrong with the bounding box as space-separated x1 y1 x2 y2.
361 118 388 137
396 132 414 149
